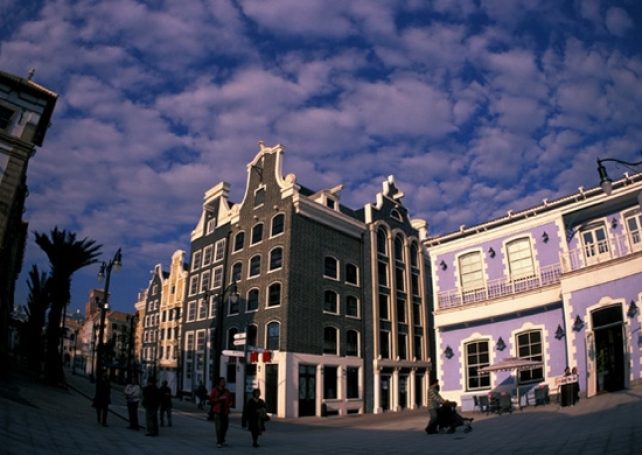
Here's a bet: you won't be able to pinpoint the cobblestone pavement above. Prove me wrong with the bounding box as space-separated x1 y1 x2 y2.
2 368 641 454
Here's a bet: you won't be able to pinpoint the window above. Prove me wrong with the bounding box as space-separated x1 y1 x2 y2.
323 366 337 399
271 214 285 237
466 340 490 390
206 217 216 235
209 296 216 318
0 105 15 129
345 263 358 285
410 242 418 267
346 295 359 318
377 261 388 287
411 273 419 297
516 330 544 383
212 266 223 289
191 251 202 271
377 228 387 255
246 324 258 347
251 223 264 245
396 296 406 323
379 294 389 320
254 187 265 207
346 330 359 356
414 334 423 360
269 247 283 271
380 331 390 358
247 289 259 312
394 235 405 262
324 290 338 313
214 238 226 262
266 321 280 350
581 223 610 265
200 271 211 292
324 327 338 354
188 276 199 296
326 198 336 210
395 267 405 291
390 209 402 221
187 301 196 322
412 300 422 326
507 237 535 280
198 299 208 320
228 294 239 315
249 255 261 278
458 251 484 291
267 283 281 307
202 246 213 267
234 232 245 252
346 367 359 399
227 327 238 349
398 333 407 359
324 257 338 279
231 262 242 282
626 212 642 250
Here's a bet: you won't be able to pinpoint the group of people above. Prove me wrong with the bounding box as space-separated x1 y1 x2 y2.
560 366 580 407
93 372 269 448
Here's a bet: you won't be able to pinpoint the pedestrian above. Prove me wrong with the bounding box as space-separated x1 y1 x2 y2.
142 377 160 436
196 382 208 410
242 388 268 448
159 380 173 427
93 371 111 427
210 377 233 448
124 377 141 430
425 379 454 434
571 367 580 405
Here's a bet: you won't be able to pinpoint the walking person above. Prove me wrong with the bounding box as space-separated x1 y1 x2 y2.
124 377 141 430
242 389 268 448
210 377 233 448
142 377 160 436
93 371 111 427
159 380 173 427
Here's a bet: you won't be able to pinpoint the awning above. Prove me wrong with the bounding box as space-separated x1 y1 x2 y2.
479 357 543 373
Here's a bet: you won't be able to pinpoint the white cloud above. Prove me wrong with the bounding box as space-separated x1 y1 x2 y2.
605 7 634 37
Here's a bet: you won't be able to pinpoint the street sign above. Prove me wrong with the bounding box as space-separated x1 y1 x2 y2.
233 332 246 340
233 339 246 346
222 349 245 357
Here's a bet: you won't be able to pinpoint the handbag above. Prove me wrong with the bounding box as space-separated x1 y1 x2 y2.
259 407 270 421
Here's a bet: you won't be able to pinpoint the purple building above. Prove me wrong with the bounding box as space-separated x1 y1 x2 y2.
425 172 642 411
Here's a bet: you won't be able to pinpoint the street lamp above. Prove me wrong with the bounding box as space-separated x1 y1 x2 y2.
212 281 239 381
597 152 642 196
95 248 122 394
126 312 138 383
71 309 83 374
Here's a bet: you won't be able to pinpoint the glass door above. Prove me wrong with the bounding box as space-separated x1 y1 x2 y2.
581 224 610 266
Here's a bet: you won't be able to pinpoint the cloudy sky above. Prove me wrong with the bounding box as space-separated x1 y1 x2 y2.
2 0 641 315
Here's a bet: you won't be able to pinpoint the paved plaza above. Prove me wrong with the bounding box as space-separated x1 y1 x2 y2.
1 368 641 454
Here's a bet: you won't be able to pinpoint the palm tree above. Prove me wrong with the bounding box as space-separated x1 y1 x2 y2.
34 227 102 385
24 265 50 375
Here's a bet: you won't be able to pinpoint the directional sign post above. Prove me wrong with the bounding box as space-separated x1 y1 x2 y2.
233 332 246 346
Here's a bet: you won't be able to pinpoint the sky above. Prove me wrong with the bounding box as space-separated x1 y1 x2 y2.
2 0 642 316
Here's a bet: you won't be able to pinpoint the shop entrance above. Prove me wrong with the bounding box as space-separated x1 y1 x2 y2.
592 305 625 393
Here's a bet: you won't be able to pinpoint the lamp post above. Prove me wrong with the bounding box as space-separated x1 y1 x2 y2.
71 309 83 375
597 152 642 196
212 281 239 382
95 248 122 394
126 312 137 383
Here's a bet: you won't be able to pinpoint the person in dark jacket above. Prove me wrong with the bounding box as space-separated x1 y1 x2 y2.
142 377 160 436
242 389 268 448
159 380 173 427
93 371 111 426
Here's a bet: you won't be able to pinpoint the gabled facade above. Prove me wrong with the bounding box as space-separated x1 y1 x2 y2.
140 264 166 384
181 142 431 418
425 173 642 411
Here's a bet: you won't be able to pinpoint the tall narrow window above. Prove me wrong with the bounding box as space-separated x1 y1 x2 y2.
323 327 338 354
345 263 359 285
458 251 484 291
410 242 418 267
394 235 405 262
202 246 213 266
507 237 535 280
626 212 642 251
379 294 389 320
397 333 407 359
346 367 359 399
247 324 258 347
324 290 338 313
251 223 264 245
249 255 261 278
323 366 337 399
267 283 281 307
269 247 283 271
465 340 490 390
191 251 202 271
346 330 359 356
380 331 390 358
346 295 359 318
271 213 285 236
231 262 242 282
214 238 226 262
233 232 245 252
377 228 388 255
516 330 544 383
266 322 280 350
200 271 211 292
324 257 338 279
254 187 265 207
581 223 610 265
212 266 223 288
247 289 259 312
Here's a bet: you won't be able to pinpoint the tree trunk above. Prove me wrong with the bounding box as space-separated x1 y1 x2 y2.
44 279 70 385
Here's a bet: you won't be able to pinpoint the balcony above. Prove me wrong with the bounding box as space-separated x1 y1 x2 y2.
437 263 562 310
560 230 642 273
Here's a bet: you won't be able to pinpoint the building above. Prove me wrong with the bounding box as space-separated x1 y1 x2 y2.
0 70 57 370
425 172 642 411
181 142 431 418
140 265 165 384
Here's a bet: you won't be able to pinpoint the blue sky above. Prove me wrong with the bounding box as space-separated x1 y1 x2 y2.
2 0 641 315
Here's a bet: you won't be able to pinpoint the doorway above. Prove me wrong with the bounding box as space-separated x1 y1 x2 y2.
380 375 391 411
298 364 316 417
592 305 625 393
265 364 278 414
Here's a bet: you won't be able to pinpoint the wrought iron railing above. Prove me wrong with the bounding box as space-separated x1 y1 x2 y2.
560 231 642 273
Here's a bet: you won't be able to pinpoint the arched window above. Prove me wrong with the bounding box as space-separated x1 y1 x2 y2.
410 242 418 267
271 213 285 237
324 256 338 279
249 255 261 278
247 324 258 347
267 283 281 307
346 295 359 318
323 326 338 354
346 330 359 356
345 263 358 285
324 290 338 313
266 321 280 350
247 289 259 311
251 223 264 245
377 228 387 255
506 237 535 280
394 234 405 262
233 231 245 252
269 247 283 271
231 262 242 282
